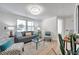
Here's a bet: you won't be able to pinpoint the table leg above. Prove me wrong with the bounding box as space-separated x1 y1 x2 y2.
64 41 67 52
66 42 67 50
36 42 38 50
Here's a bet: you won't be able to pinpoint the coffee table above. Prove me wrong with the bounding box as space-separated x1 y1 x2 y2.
32 38 43 50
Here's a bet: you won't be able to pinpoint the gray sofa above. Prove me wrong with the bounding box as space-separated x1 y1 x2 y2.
15 31 35 43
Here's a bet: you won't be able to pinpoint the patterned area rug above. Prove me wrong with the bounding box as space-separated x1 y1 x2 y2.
22 40 61 55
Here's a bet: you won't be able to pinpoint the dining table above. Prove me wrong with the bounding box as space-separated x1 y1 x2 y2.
63 35 79 54
63 35 70 50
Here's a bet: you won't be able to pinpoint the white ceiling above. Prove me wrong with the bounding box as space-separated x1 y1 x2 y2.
0 3 76 20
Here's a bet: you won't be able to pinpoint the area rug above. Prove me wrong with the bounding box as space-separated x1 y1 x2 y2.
22 40 60 55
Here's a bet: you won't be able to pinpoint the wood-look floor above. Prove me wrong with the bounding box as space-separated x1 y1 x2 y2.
22 40 62 55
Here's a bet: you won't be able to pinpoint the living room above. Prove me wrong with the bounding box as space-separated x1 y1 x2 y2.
0 3 78 55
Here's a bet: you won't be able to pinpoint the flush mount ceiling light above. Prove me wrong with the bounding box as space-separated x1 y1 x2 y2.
27 5 43 15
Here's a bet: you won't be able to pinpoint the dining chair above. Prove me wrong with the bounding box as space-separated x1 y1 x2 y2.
72 34 77 55
58 34 70 55
72 34 79 55
69 34 74 54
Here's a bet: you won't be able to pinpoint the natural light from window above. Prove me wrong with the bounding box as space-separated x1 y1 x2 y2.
17 19 26 32
27 21 34 31
58 19 63 34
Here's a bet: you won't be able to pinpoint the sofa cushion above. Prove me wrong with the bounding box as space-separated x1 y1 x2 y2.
45 32 51 36
15 32 22 38
21 31 26 36
25 32 32 37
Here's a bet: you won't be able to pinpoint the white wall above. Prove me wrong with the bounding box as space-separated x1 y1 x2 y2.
0 11 41 26
0 12 17 37
0 11 41 37
63 16 74 35
0 11 74 39
41 17 57 40
41 16 74 39
74 4 78 33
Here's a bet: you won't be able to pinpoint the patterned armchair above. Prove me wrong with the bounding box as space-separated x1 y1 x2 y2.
0 38 24 55
0 42 24 55
44 31 52 42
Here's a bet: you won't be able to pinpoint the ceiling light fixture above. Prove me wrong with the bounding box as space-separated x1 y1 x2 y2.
27 5 43 15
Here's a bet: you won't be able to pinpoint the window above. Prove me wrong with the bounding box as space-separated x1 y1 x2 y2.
17 19 26 32
27 21 34 31
58 19 63 34
17 19 36 32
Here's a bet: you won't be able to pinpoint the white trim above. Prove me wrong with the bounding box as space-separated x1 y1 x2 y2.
74 3 78 33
